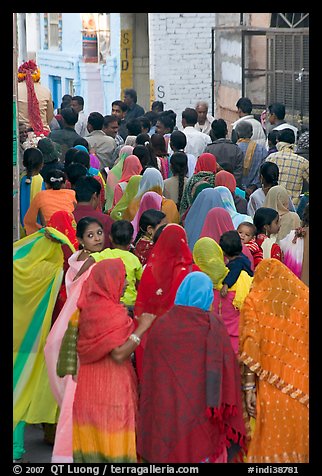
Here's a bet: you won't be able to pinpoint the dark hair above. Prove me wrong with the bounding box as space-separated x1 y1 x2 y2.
302 202 309 227
170 130 187 150
144 111 158 127
111 220 134 246
157 111 176 132
237 221 257 237
278 128 295 144
236 97 253 114
73 150 90 169
59 95 72 111
182 108 198 126
124 88 137 103
88 112 104 130
253 207 279 235
73 137 89 150
23 148 44 183
75 175 101 202
133 145 150 170
135 133 151 146
64 148 79 171
267 130 280 146
219 230 243 257
260 161 279 186
138 116 151 132
151 133 168 157
268 103 285 120
126 118 142 136
103 115 118 128
76 216 103 239
61 107 78 126
170 152 188 209
71 96 84 107
65 163 87 187
235 120 253 139
134 209 166 245
112 100 127 112
151 101 164 113
37 138 59 164
44 169 66 190
153 223 167 243
62 94 73 102
210 119 228 140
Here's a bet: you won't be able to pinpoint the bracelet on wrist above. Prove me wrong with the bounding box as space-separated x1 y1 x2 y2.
129 333 141 345
242 384 256 391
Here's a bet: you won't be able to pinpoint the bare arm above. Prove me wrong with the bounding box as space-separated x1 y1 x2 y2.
73 256 95 281
110 313 157 364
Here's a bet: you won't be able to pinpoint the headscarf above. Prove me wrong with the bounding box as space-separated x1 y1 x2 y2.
193 237 252 310
105 145 134 210
118 154 143 183
73 145 88 153
131 191 162 239
137 281 247 463
179 171 216 217
124 167 164 221
208 186 253 228
215 170 236 193
134 224 200 381
77 259 134 364
174 271 214 311
200 207 234 243
239 258 308 405
110 175 142 221
263 185 301 241
18 60 46 136
194 152 217 174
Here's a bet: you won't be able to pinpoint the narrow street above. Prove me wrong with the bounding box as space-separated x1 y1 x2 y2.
24 424 52 463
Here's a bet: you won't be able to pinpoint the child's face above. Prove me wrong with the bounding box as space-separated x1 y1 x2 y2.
266 215 281 236
237 224 254 244
79 223 105 252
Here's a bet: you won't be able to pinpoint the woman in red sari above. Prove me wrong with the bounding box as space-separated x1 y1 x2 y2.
133 223 200 381
73 259 156 462
137 271 247 463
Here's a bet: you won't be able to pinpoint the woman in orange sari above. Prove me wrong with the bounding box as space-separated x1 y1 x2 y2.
239 259 309 463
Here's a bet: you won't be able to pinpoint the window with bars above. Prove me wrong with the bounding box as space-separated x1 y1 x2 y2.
271 13 309 28
48 13 59 48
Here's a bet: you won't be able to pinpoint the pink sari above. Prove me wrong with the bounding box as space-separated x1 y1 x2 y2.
131 191 163 239
213 290 240 355
44 251 93 463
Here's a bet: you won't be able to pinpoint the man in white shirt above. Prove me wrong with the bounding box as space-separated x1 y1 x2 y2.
71 96 88 137
194 101 214 135
181 108 211 158
231 97 266 148
267 102 298 142
86 112 116 168
169 130 197 178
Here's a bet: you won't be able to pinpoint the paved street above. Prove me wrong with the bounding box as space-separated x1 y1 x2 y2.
24 424 52 463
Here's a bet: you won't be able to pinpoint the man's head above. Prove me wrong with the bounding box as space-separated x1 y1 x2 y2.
195 101 209 125
155 111 176 135
151 101 164 113
87 112 104 133
61 107 79 127
277 128 295 145
235 120 253 140
182 108 198 128
126 118 142 136
66 163 87 188
138 116 151 135
71 96 84 114
123 88 138 108
210 119 227 140
75 175 102 207
111 100 127 122
103 115 119 138
268 103 286 125
236 97 253 117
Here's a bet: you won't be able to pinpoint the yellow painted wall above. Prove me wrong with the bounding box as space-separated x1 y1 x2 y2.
120 29 133 91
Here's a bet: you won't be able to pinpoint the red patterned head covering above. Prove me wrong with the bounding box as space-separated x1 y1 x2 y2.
215 170 237 193
194 152 217 174
18 60 46 136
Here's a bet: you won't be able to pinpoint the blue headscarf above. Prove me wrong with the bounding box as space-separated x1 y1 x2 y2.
174 271 214 311
74 145 88 153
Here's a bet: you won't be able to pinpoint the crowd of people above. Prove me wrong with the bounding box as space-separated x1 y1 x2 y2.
14 59 309 464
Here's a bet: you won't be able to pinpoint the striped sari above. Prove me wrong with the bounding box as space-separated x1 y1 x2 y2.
13 227 76 429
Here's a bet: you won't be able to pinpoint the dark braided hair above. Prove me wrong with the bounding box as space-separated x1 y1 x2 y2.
170 152 188 210
23 148 44 184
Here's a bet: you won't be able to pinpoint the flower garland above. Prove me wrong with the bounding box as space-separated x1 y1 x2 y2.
22 132 46 150
17 60 41 83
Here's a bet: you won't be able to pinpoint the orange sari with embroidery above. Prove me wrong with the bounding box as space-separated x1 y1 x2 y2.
239 259 309 463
